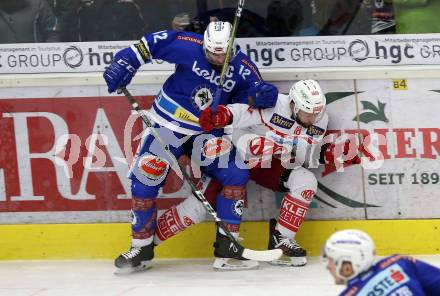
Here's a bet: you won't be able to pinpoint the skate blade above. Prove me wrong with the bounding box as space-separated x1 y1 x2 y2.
213 257 259 271
269 255 307 267
113 261 153 275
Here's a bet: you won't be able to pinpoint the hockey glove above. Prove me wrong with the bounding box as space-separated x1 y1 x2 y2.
248 81 278 109
199 105 233 132
103 48 140 93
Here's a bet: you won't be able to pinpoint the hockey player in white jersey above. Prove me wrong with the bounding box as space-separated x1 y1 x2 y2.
154 80 328 268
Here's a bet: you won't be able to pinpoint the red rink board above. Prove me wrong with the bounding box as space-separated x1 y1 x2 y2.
0 95 188 213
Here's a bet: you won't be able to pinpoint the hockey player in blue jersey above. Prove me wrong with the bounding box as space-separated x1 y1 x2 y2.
103 21 278 273
322 229 440 296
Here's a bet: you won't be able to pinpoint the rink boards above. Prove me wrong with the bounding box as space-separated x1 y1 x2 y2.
1 78 440 259
1 79 440 222
1 35 440 259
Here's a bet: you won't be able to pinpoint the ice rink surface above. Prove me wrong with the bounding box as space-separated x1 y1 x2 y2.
1 256 439 296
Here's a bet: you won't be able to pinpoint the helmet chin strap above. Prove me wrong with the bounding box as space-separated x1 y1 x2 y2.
337 264 350 283
336 259 362 283
290 101 299 120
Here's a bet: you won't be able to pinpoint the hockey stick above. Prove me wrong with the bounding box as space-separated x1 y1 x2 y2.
119 87 282 262
211 0 245 112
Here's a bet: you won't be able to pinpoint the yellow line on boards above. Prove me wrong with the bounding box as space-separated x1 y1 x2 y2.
0 220 439 260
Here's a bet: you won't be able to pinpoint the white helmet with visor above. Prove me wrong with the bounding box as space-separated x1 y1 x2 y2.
203 21 234 65
289 80 326 121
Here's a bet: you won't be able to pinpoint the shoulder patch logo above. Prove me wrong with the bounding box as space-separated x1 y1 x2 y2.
269 114 295 129
232 200 244 217
191 85 214 111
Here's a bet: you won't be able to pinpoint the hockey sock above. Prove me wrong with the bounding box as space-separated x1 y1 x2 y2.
216 185 246 236
131 197 157 247
276 193 310 239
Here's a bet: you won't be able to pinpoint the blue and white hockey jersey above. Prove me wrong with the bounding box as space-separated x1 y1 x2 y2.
340 255 440 296
127 30 263 135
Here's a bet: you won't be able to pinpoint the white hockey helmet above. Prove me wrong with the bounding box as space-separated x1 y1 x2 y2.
289 80 326 119
203 21 234 64
323 230 375 281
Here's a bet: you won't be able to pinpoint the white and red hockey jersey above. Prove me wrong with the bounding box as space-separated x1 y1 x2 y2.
225 93 329 169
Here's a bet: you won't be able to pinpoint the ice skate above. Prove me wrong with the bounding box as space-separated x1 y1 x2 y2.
114 243 154 274
268 219 307 266
212 227 259 271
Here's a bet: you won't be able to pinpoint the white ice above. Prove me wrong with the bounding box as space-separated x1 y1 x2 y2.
1 256 439 296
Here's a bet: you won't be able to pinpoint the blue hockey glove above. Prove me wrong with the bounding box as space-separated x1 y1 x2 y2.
248 81 278 108
103 48 140 93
